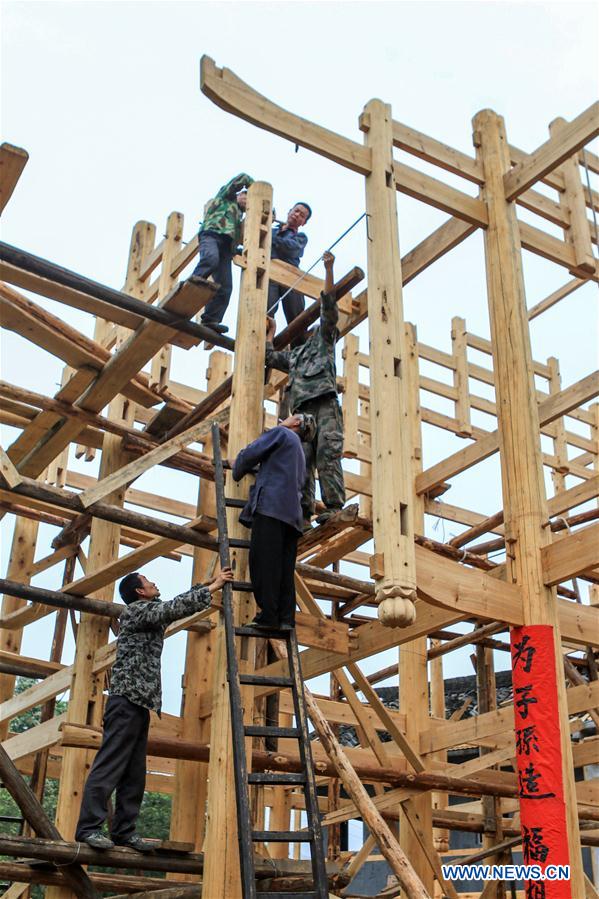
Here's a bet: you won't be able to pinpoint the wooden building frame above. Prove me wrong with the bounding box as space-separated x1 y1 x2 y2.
0 57 598 899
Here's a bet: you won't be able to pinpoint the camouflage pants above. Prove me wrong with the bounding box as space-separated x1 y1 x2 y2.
297 395 345 518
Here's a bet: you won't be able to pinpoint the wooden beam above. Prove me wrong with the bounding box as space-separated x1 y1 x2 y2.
202 181 273 898
77 406 227 509
0 143 28 214
527 277 587 321
503 102 599 200
0 283 158 406
541 522 599 585
200 56 372 175
0 446 22 488
401 217 477 286
0 744 97 898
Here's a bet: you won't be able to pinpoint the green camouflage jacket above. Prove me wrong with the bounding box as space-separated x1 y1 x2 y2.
200 172 254 244
265 291 339 411
110 585 212 714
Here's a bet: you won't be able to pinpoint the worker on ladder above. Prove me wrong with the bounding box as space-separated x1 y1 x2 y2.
232 412 316 629
268 201 312 343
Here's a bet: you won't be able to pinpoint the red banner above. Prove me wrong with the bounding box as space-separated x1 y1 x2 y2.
511 624 572 899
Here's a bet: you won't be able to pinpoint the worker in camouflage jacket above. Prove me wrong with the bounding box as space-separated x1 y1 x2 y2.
265 251 345 530
75 567 233 853
189 172 253 333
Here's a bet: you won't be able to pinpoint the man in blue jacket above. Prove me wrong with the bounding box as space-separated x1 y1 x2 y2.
232 412 316 629
267 202 312 334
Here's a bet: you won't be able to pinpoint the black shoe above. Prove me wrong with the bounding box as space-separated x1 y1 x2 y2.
201 320 229 334
82 831 114 850
249 617 280 631
113 833 154 853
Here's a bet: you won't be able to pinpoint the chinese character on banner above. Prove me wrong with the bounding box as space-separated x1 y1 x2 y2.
523 826 550 864
511 625 572 899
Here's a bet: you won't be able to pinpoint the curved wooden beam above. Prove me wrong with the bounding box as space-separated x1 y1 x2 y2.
200 55 372 175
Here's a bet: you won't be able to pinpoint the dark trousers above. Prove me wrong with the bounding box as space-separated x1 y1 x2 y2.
192 230 234 324
76 694 149 841
249 513 299 626
268 282 305 328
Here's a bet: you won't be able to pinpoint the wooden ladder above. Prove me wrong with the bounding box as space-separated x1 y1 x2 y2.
211 422 328 899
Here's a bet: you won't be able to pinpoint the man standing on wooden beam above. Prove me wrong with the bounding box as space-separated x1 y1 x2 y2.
265 250 346 531
75 567 233 852
189 172 254 333
268 200 312 339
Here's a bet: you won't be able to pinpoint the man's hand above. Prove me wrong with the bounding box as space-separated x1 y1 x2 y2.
208 567 234 594
322 251 335 295
236 191 248 211
266 316 276 341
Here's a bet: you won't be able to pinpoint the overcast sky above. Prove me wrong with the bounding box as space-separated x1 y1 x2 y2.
1 1 598 713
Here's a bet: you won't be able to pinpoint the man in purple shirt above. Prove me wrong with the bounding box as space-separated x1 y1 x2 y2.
268 202 312 335
232 412 316 629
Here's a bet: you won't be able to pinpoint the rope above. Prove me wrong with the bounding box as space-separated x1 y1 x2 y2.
581 149 599 276
267 212 369 314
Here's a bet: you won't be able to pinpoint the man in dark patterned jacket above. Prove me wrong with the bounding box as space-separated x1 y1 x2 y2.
189 172 253 333
75 567 233 852
265 251 345 530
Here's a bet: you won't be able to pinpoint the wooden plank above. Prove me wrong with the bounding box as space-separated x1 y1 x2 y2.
504 102 599 200
541 522 599 585
401 217 477 286
78 406 227 509
391 121 483 184
201 56 372 175
2 713 66 760
0 143 28 214
394 159 488 227
528 277 586 321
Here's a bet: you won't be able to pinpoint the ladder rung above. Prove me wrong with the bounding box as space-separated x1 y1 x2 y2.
235 625 290 637
257 894 318 899
224 497 246 508
239 674 293 687
230 538 251 549
232 580 254 592
252 829 313 842
245 725 300 738
248 772 306 785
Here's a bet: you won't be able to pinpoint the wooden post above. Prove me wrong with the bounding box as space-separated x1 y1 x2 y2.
202 181 273 899
169 351 231 865
549 118 596 278
46 222 155 899
473 108 585 897
150 212 184 391
399 322 434 893
0 516 39 741
342 335 359 458
362 98 416 627
451 316 472 438
547 356 569 493
429 638 449 899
